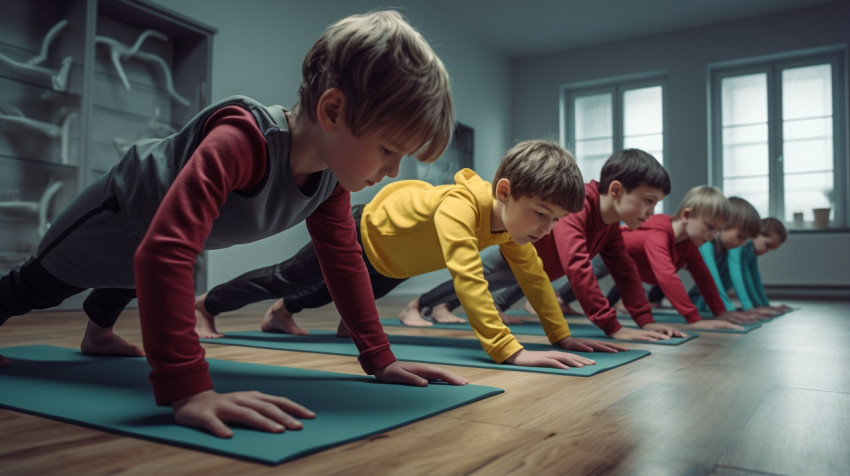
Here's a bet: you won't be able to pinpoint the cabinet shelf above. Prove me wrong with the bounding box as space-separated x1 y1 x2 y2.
0 0 215 299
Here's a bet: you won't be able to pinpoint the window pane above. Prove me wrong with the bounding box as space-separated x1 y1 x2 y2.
782 64 833 216
574 94 612 140
784 171 833 221
721 74 768 195
623 86 663 166
624 133 662 158
783 64 832 119
722 124 769 177
574 93 613 182
575 137 612 182
723 176 769 218
722 74 767 126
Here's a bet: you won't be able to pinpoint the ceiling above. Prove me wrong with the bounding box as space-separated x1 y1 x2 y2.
426 0 843 58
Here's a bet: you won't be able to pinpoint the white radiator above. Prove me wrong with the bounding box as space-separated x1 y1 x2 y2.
758 232 850 287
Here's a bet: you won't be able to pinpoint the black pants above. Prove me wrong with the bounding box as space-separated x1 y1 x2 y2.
0 257 135 328
203 204 406 316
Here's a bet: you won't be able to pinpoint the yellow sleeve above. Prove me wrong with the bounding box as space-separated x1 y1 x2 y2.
434 193 522 363
500 242 572 343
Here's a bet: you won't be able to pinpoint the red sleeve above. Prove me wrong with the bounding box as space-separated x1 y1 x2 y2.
554 221 625 335
643 232 702 323
599 231 654 329
135 106 267 405
685 245 728 317
306 185 396 374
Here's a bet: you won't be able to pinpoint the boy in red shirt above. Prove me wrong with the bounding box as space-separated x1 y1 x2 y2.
599 186 747 329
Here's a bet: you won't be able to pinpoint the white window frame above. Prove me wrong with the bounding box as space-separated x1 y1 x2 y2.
560 73 668 212
709 49 847 228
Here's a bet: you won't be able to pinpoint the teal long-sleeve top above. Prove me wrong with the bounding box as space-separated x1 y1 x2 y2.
693 240 737 312
728 240 771 308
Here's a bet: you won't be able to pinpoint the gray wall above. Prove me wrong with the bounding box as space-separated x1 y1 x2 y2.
165 0 512 295
512 2 850 289
166 1 849 298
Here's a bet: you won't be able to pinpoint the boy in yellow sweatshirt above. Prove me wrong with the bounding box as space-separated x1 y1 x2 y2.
196 140 626 369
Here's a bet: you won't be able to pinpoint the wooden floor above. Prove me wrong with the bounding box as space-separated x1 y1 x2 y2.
1 296 849 475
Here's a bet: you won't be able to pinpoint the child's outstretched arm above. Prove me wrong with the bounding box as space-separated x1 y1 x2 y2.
135 107 318 437
434 195 594 368
307 186 467 387
500 243 627 353
585 234 680 340
727 246 756 310
698 242 736 312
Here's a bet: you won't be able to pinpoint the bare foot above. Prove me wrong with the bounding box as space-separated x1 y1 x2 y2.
0 353 10 367
194 293 224 339
261 299 310 335
81 320 144 357
336 320 350 338
399 297 434 326
430 303 466 324
498 309 524 324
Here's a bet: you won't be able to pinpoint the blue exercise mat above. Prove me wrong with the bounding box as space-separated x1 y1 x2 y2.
378 318 697 346
202 330 651 377
0 345 503 465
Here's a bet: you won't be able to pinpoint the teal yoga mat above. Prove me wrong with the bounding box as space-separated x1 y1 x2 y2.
630 312 762 333
203 330 651 377
0 345 503 465
378 318 697 346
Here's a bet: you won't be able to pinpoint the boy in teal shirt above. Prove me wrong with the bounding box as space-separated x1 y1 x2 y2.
727 217 791 313
690 197 773 320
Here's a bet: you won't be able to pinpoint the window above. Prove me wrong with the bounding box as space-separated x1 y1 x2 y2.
562 77 666 210
710 52 846 228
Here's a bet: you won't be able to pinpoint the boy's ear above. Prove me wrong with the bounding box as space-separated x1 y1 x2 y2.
607 180 623 198
317 88 345 132
495 178 511 203
681 208 691 221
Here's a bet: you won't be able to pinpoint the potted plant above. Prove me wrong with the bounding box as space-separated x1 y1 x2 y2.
812 188 833 228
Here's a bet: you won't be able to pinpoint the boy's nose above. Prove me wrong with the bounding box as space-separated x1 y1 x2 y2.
384 158 401 178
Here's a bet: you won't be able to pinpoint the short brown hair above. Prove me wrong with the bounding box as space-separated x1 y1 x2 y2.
297 10 454 163
761 217 788 243
493 140 585 213
673 185 730 223
726 197 761 238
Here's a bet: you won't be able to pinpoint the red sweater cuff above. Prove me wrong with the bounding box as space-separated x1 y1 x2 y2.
152 368 215 406
632 312 655 328
598 317 623 335
358 344 397 375
682 311 702 323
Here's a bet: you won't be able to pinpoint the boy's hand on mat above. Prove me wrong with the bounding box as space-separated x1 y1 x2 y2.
688 319 744 331
505 349 595 369
718 311 758 324
642 322 688 338
754 306 781 318
172 389 316 438
558 337 627 353
607 327 669 342
374 361 468 386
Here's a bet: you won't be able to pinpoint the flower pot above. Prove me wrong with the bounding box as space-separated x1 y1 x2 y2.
812 208 831 228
